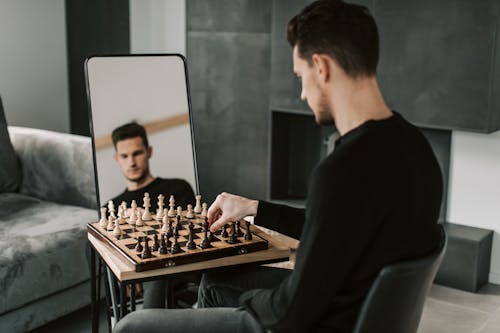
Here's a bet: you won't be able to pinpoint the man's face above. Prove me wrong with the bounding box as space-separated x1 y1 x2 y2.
293 46 332 125
114 137 152 183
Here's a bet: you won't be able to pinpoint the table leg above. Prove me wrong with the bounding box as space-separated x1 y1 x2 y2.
90 245 98 333
130 283 136 312
107 268 119 324
119 282 127 319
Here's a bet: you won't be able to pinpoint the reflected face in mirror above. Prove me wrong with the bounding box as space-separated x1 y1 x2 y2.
114 136 153 185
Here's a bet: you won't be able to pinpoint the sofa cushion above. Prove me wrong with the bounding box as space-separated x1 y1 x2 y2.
0 193 97 315
0 97 21 193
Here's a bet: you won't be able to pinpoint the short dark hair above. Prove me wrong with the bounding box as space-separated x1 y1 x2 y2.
111 122 149 149
287 0 379 78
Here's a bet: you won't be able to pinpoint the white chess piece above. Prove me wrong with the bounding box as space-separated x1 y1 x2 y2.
176 206 183 218
186 204 195 219
107 216 115 231
194 195 202 214
142 193 152 221
129 200 137 225
121 201 128 218
156 194 165 219
201 203 208 218
168 195 176 217
108 200 116 219
99 207 108 227
113 217 122 236
162 211 169 233
117 205 124 224
136 210 144 227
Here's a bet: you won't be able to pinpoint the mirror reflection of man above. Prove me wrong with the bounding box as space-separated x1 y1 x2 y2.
110 122 195 213
109 122 197 308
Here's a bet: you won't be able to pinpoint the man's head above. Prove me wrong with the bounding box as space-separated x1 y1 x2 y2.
112 122 152 184
287 0 379 124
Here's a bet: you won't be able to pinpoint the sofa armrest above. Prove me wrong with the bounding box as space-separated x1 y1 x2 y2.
8 126 97 209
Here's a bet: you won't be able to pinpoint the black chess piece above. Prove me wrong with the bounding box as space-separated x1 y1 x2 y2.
221 224 228 237
135 236 143 252
176 214 184 230
235 220 244 237
202 217 209 232
244 220 253 241
166 220 173 238
200 224 212 249
209 230 217 242
227 222 237 244
152 234 159 251
171 228 181 254
186 222 196 250
142 237 152 259
158 234 168 254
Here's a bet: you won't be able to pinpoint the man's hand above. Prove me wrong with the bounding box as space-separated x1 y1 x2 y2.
207 192 259 232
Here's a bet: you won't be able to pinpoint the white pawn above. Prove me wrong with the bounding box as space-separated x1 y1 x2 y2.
168 195 176 217
156 194 165 220
176 206 183 218
162 211 169 233
99 207 108 227
194 195 202 214
186 204 195 219
201 203 208 218
107 216 115 231
121 201 128 218
142 193 152 221
136 210 144 227
129 200 137 225
113 217 122 236
117 205 124 224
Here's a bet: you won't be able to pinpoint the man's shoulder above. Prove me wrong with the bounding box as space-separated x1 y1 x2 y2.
155 177 192 188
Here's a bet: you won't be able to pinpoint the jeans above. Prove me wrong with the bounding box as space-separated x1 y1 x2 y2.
113 266 290 333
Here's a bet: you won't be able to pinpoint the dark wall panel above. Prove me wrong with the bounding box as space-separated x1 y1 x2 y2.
187 0 272 203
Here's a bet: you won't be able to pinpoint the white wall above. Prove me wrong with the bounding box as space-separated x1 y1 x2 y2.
448 130 500 284
0 0 69 133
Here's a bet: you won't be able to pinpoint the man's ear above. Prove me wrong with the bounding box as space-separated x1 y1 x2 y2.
113 152 118 163
147 146 153 159
311 53 331 82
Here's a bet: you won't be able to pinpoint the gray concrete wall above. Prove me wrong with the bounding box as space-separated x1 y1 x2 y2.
186 0 272 203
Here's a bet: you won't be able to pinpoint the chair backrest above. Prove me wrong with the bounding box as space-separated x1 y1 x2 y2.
353 225 447 333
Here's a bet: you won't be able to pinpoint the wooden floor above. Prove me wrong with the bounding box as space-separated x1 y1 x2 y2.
31 283 500 333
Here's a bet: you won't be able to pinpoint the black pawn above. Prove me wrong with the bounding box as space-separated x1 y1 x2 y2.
220 224 228 238
227 222 237 244
186 222 196 250
202 217 209 231
166 220 173 238
152 234 159 251
200 226 211 249
142 237 152 259
171 229 181 254
235 220 244 237
244 220 253 241
158 234 168 255
176 215 184 230
135 237 143 253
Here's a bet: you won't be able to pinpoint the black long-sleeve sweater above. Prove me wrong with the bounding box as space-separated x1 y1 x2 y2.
239 112 443 333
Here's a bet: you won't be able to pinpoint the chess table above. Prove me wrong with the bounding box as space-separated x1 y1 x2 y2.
89 220 292 333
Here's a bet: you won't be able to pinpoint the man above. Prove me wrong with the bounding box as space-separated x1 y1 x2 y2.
110 122 196 308
110 122 195 213
114 1 442 332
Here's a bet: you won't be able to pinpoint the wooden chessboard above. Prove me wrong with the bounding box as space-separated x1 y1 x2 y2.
87 212 269 272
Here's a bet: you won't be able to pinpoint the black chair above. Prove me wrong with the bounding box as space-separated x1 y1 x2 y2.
353 225 447 333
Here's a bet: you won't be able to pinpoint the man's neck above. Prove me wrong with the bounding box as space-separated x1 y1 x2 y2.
329 76 392 136
127 174 155 191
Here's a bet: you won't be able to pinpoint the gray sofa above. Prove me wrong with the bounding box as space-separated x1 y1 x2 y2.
0 98 98 332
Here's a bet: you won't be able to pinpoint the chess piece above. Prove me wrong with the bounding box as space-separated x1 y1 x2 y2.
176 206 183 218
166 219 173 238
158 234 168 254
107 216 115 231
244 220 253 241
121 201 128 218
142 237 152 259
117 205 124 224
186 222 196 250
99 207 108 227
142 193 152 221
113 217 122 236
168 195 176 217
161 213 169 233
108 200 116 219
194 195 202 214
171 228 181 254
209 230 217 242
129 200 137 225
201 203 208 218
152 234 159 251
220 224 228 237
135 237 143 252
202 217 209 232
227 222 237 244
200 219 212 249
235 220 244 237
186 204 195 219
156 194 165 220
135 210 144 227
175 214 184 230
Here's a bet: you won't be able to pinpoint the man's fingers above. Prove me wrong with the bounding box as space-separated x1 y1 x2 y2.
209 216 231 233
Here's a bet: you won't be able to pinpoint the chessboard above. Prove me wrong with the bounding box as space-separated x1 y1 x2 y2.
87 194 269 272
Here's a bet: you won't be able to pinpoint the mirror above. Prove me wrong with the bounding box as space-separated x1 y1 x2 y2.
85 54 198 209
